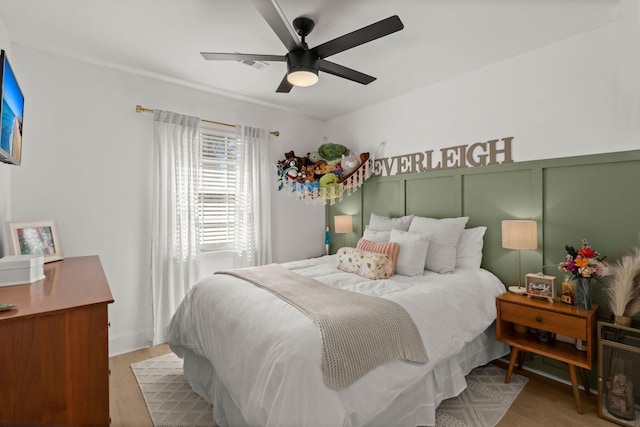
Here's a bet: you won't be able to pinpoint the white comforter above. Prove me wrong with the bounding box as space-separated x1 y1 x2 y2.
168 256 507 427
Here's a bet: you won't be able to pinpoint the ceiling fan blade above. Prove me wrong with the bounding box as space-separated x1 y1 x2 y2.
251 0 301 52
311 15 404 59
319 59 376 85
201 52 286 62
276 74 293 93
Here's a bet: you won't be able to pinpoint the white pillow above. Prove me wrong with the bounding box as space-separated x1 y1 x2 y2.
369 213 414 232
362 228 391 242
408 216 469 274
456 226 487 270
389 229 430 276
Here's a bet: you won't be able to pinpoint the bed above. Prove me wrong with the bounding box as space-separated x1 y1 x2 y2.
168 215 510 427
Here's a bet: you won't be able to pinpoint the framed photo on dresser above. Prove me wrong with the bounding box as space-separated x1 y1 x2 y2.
7 220 64 263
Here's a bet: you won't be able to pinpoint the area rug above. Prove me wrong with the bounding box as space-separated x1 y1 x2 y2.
132 353 528 427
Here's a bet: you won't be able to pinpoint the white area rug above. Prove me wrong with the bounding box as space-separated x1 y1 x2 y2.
434 364 528 426
131 353 216 427
132 353 527 427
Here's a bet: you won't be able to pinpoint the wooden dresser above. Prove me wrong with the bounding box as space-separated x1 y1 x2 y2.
0 256 114 426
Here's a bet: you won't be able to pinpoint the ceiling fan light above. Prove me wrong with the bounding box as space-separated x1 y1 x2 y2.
287 70 319 87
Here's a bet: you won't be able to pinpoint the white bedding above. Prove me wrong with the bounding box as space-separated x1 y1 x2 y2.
168 255 509 427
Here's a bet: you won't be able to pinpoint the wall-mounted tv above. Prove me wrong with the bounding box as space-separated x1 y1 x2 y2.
0 49 24 166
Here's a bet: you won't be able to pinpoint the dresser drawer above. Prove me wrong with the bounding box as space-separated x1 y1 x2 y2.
500 301 587 340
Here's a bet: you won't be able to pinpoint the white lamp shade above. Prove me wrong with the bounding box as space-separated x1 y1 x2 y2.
502 220 537 250
334 215 353 234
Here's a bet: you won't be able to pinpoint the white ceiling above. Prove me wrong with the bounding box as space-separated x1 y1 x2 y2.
0 0 619 120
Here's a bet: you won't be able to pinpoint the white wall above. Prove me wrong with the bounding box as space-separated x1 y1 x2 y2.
0 16 12 255
8 45 325 355
325 1 640 164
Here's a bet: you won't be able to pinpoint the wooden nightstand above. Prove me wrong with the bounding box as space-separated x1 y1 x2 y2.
496 292 598 414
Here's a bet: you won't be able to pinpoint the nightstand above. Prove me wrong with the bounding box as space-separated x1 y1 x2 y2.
496 292 598 414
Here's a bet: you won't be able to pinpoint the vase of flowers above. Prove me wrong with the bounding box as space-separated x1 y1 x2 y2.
574 277 592 310
558 239 607 310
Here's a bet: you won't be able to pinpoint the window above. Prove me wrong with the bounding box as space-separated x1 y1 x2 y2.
199 128 237 252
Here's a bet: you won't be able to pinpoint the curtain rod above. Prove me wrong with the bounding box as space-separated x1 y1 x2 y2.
135 105 279 137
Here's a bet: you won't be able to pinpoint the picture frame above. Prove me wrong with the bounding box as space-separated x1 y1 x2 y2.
525 273 556 303
560 275 575 305
7 220 64 263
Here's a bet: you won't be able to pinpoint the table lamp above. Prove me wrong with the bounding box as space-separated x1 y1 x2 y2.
502 220 537 294
334 215 353 248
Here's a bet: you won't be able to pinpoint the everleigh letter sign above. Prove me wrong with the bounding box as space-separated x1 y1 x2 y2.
372 137 513 177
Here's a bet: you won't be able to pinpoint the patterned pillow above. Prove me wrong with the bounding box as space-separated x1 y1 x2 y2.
336 247 394 280
356 239 400 272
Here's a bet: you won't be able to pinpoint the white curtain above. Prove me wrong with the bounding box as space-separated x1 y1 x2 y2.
233 125 273 267
151 110 201 345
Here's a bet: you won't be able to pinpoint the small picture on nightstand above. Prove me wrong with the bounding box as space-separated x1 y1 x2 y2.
525 273 555 303
560 276 575 305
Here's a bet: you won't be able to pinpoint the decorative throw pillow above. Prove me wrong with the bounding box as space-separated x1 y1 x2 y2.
389 229 430 276
362 228 391 243
356 239 400 272
455 226 487 270
368 213 414 232
336 247 394 280
408 216 469 274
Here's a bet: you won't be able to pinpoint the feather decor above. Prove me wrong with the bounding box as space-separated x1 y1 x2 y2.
604 247 640 317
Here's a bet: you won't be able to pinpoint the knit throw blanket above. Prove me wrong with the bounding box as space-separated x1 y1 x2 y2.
217 264 428 390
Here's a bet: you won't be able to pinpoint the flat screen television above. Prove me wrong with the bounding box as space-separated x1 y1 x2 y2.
0 49 24 165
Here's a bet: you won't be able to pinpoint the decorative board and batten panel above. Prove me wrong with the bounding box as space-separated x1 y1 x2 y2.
327 149 640 383
461 166 542 287
542 156 640 321
405 175 460 218
362 180 405 219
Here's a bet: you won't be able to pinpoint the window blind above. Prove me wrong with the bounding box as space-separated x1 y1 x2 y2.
199 130 237 251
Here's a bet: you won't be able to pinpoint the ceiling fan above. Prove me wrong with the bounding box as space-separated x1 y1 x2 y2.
200 0 404 93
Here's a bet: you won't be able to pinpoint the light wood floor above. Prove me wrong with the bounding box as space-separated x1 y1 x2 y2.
110 343 172 427
110 344 614 427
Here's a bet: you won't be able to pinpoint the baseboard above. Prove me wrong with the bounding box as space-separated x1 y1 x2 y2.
109 330 153 357
494 357 598 395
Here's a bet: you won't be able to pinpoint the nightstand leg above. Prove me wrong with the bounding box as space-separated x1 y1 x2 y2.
568 364 583 414
505 348 519 383
578 368 591 396
517 351 525 369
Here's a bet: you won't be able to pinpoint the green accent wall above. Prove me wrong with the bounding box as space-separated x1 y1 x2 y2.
327 149 640 384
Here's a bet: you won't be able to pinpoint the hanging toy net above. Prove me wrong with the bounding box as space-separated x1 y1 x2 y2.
276 139 373 206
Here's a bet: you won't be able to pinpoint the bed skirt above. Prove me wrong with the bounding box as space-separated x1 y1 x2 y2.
179 322 509 427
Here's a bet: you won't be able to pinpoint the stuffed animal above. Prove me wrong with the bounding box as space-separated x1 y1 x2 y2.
298 163 316 183
314 162 342 178
340 153 361 175
280 151 305 177
276 153 304 189
283 150 305 167
308 151 323 163
319 173 340 196
276 159 298 190
301 180 319 194
339 152 370 183
318 143 348 166
283 164 299 181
